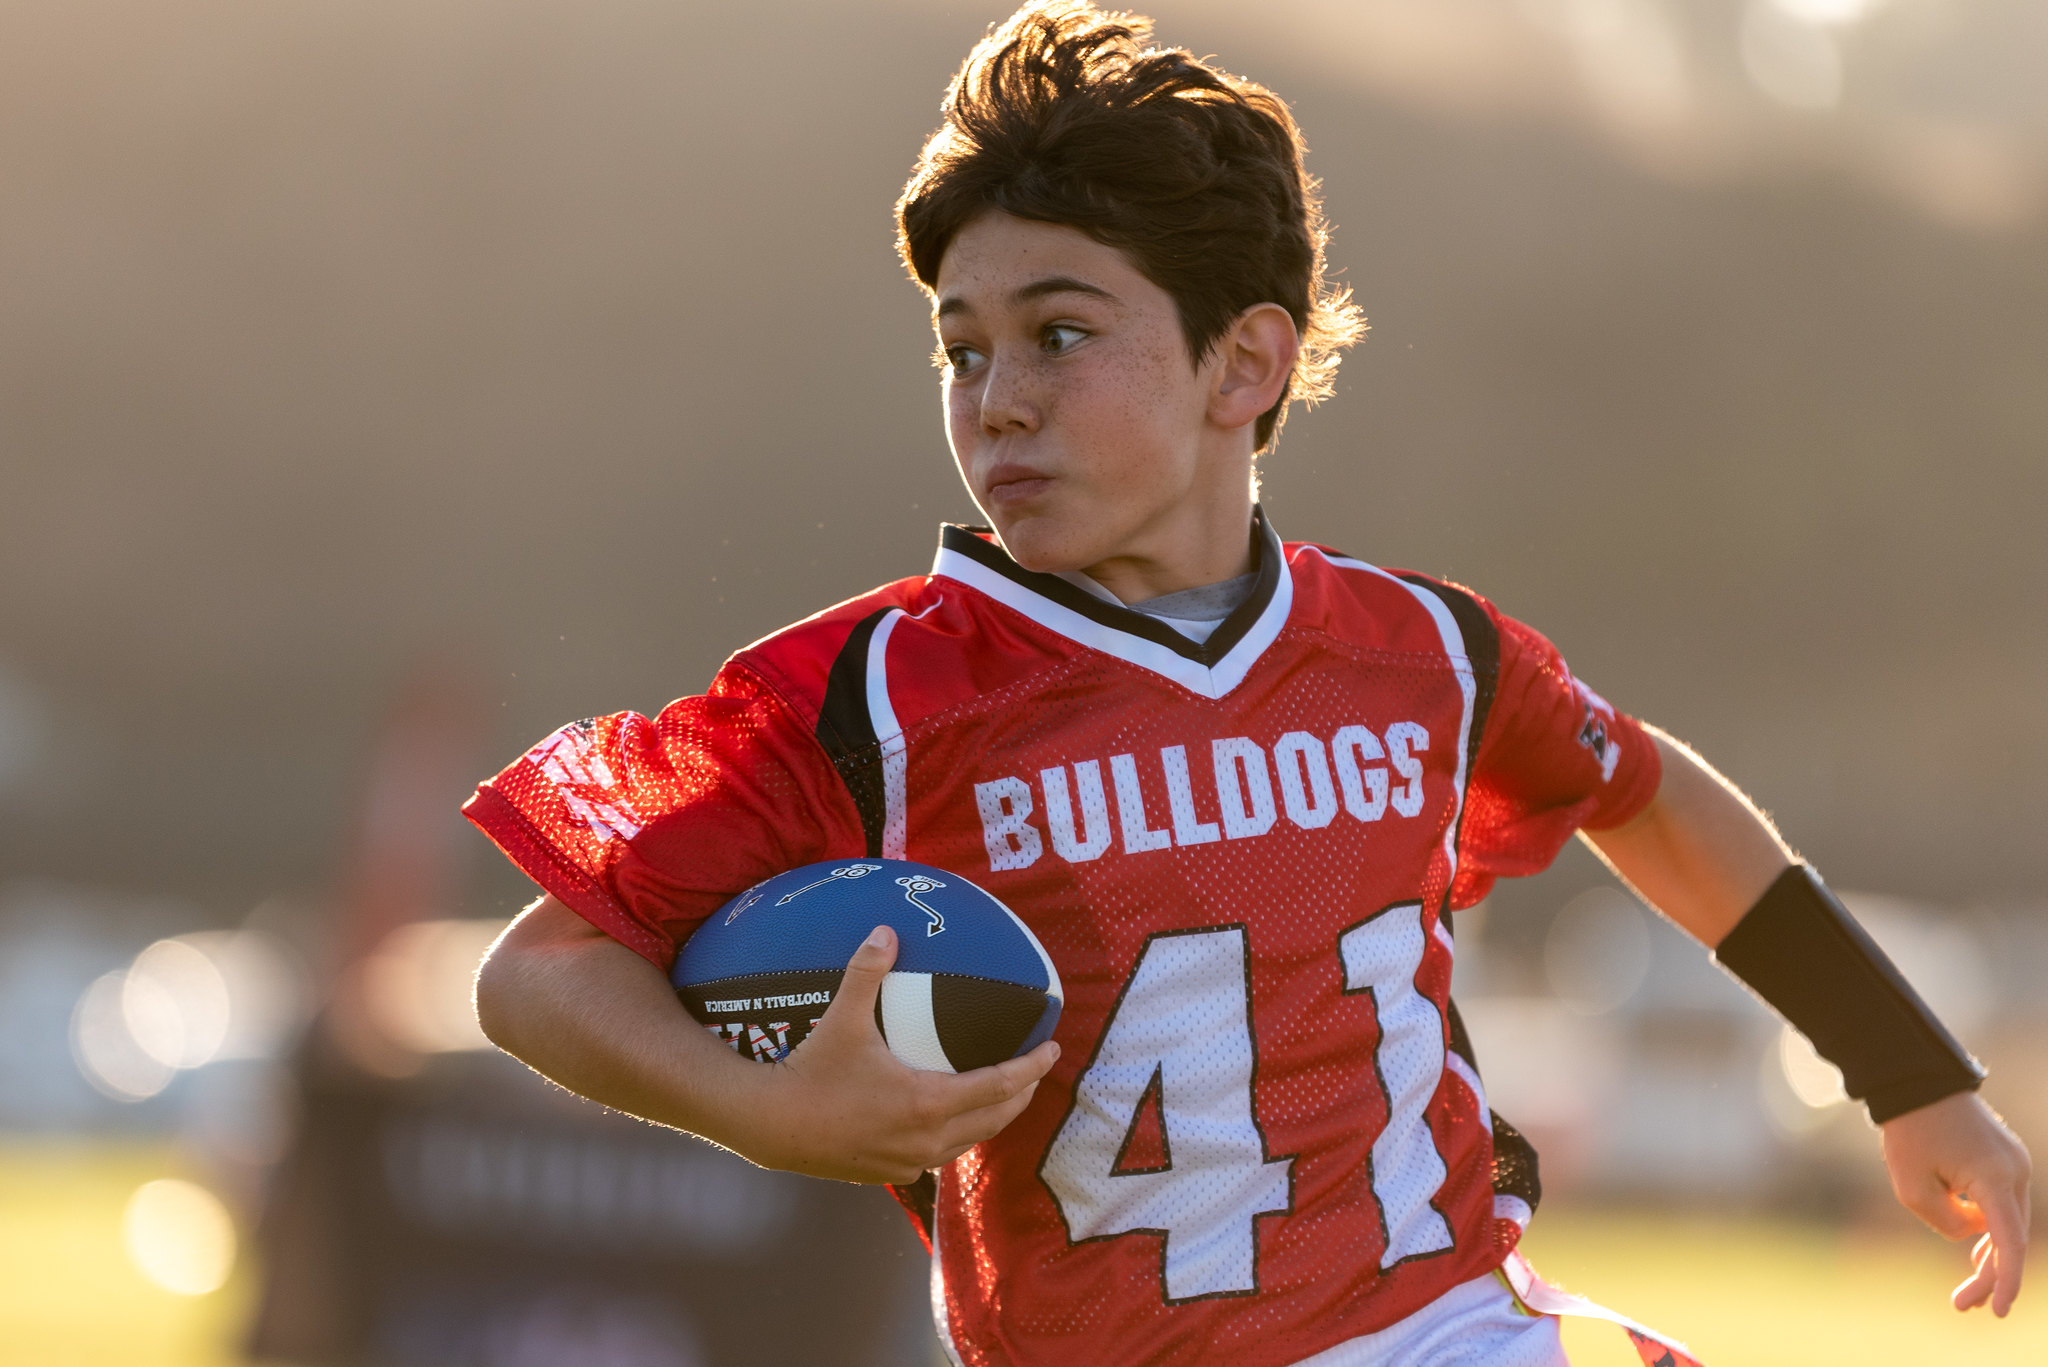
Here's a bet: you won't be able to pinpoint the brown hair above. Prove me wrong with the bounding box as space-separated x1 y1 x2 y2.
897 1 1364 450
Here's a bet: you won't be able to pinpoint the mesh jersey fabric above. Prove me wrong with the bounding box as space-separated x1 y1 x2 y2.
463 511 1660 1367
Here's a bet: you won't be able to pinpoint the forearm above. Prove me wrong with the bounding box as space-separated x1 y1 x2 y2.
475 896 772 1151
474 896 1057 1184
1581 726 1793 947
1582 730 2025 1312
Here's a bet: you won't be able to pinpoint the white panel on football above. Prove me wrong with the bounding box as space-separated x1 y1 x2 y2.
1040 928 1291 1301
879 972 956 1074
1340 902 1455 1267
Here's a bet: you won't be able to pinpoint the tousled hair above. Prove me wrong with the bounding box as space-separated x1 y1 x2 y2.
897 1 1364 450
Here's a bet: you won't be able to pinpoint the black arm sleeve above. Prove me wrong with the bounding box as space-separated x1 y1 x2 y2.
1713 863 1984 1124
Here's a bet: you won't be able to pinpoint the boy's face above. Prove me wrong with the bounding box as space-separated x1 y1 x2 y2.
933 211 1247 588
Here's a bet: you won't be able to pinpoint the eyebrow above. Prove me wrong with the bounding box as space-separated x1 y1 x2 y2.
934 275 1117 320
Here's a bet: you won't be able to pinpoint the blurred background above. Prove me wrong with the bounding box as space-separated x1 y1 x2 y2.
0 0 2043 1363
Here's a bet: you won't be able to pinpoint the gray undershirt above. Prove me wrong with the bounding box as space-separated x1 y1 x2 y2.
1063 570 1259 643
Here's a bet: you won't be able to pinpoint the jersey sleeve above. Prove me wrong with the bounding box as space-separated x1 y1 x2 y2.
1450 609 1662 909
461 661 865 969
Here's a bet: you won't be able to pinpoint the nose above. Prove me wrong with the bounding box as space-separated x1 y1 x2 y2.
978 351 1039 438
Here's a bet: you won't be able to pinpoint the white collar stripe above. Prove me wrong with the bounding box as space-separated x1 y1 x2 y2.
930 521 1294 701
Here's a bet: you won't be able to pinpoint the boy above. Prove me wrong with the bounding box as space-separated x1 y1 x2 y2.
465 4 2028 1362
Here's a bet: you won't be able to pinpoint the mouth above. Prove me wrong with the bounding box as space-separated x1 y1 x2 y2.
983 464 1054 508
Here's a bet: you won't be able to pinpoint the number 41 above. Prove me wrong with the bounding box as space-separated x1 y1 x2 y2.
1037 907 1455 1303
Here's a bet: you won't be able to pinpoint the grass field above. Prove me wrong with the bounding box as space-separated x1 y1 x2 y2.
0 1141 253 1367
1521 1207 2043 1366
1 1140 2040 1366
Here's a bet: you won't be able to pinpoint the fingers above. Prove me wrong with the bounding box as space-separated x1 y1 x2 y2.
1977 1186 2028 1317
892 1045 1050 1117
952 1039 1061 1110
1943 1178 2027 1315
1953 1235 1996 1313
934 1082 1044 1161
928 1042 1060 1145
790 975 1054 1181
855 1073 1046 1183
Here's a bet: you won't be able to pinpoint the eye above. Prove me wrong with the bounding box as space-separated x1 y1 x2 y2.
1040 324 1088 355
941 343 986 376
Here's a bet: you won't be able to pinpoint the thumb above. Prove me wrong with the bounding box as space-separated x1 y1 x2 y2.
828 925 898 1019
1900 1173 1982 1242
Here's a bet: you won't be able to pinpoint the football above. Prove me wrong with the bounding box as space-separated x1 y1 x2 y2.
672 858 1063 1073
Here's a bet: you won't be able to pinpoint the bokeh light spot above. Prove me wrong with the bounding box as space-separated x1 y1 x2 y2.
70 971 174 1101
125 939 231 1069
122 1179 236 1296
1544 888 1651 1015
1742 0 1843 109
361 918 507 1054
1778 1024 1848 1110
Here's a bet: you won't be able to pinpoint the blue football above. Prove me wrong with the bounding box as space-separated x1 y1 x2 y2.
672 858 1063 1073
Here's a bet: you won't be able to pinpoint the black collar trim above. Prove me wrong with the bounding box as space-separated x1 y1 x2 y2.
935 507 1284 668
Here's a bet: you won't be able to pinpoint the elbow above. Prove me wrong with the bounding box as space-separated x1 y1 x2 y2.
472 938 527 1056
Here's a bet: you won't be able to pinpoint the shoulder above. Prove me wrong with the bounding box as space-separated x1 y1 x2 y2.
1282 541 1503 669
721 575 938 727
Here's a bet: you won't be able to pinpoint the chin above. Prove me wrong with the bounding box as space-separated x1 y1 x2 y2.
989 514 1092 576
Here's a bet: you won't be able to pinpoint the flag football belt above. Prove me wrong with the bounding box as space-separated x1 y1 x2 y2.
1497 1252 1706 1367
1713 862 1983 1124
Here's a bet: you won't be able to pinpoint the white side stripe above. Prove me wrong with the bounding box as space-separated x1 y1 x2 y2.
866 599 942 861
1444 1050 1487 1118
866 608 909 860
1295 546 1477 894
1431 915 1490 1114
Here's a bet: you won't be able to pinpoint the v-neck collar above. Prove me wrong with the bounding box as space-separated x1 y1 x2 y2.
929 507 1293 700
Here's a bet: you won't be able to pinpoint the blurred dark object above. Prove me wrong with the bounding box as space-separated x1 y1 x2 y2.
245 668 930 1365
248 1049 927 1367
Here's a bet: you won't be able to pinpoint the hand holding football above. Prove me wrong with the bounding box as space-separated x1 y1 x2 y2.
673 858 1063 1072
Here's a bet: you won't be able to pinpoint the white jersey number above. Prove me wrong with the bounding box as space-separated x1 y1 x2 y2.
1039 910 1455 1302
1340 901 1455 1266
1039 928 1293 1301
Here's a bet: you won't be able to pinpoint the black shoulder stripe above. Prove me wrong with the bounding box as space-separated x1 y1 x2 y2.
814 609 890 858
1392 575 1500 755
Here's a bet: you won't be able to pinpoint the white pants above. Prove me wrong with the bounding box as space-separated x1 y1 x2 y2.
1290 1270 1568 1367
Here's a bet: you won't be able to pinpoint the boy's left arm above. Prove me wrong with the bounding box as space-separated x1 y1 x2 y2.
1583 726 2031 1318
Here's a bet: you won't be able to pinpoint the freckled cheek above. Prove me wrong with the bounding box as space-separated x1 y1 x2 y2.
943 386 979 454
1073 358 1180 489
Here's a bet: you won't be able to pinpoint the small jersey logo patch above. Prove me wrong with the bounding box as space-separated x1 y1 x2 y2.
1573 680 1623 783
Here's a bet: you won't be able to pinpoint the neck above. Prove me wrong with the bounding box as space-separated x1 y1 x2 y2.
1079 473 1258 604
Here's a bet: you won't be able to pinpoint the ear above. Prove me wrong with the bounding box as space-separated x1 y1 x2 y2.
1206 304 1300 435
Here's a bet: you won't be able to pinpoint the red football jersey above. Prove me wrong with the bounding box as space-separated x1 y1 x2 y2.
464 511 1660 1366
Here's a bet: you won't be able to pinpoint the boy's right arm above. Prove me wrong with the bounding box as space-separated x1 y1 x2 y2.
474 895 1059 1185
